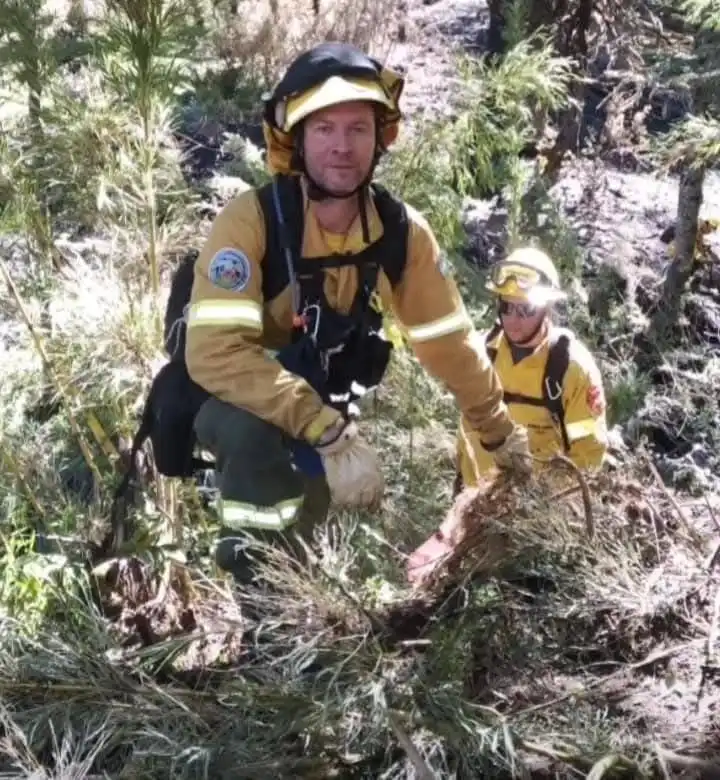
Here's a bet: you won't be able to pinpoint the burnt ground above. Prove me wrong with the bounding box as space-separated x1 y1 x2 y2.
384 0 486 121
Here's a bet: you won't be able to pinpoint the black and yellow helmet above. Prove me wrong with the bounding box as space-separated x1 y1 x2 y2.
262 42 404 177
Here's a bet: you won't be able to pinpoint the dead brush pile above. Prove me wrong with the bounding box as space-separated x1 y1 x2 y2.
1 457 719 778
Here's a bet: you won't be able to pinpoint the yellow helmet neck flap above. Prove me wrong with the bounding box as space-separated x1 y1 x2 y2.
261 42 404 202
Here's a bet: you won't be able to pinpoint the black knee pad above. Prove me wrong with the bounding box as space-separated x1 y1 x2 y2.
195 397 285 464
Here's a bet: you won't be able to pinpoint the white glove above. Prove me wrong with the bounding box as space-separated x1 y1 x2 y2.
491 424 533 475
316 419 384 508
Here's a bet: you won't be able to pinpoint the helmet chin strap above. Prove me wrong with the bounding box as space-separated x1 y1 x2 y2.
303 167 373 201
303 171 373 244
302 166 373 203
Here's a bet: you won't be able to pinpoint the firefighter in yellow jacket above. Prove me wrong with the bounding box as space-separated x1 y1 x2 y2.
405 247 608 587
456 247 609 489
184 42 533 583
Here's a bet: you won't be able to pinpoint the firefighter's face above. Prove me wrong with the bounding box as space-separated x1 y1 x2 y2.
499 296 547 344
302 101 377 196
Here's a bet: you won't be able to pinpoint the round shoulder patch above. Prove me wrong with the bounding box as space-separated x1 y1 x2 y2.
208 248 251 292
586 384 605 417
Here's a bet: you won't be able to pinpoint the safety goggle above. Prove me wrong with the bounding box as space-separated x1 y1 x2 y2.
490 263 550 290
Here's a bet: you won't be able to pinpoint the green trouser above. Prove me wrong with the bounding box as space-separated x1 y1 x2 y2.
193 396 331 584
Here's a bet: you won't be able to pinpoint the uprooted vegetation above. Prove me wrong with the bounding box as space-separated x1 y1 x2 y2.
1 0 720 777
2 454 719 778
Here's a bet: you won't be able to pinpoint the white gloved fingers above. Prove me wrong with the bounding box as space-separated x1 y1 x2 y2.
493 425 533 474
322 436 384 508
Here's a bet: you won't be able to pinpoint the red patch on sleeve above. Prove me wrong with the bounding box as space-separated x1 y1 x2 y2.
587 385 605 416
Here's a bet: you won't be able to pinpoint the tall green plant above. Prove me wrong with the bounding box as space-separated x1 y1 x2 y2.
0 0 93 258
0 0 57 144
450 33 574 204
378 31 573 264
100 0 200 333
377 120 465 254
501 0 533 49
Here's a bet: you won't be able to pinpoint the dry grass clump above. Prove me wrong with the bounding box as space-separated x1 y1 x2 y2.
208 0 400 86
416 457 595 596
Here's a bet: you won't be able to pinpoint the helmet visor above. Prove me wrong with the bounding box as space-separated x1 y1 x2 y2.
281 76 394 132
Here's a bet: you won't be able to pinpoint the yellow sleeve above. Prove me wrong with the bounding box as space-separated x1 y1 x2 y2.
184 189 341 442
385 205 514 446
561 343 608 469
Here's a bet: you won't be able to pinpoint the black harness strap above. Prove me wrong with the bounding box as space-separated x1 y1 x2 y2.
255 174 408 304
485 319 503 363
544 332 571 453
367 181 407 287
257 174 305 303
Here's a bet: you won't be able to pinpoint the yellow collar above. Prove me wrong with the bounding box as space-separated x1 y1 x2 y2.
301 180 383 256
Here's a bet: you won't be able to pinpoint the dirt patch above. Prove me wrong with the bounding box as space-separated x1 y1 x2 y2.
92 557 245 683
550 161 720 276
462 155 720 278
385 0 489 123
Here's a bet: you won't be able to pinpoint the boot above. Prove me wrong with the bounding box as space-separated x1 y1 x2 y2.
293 474 331 542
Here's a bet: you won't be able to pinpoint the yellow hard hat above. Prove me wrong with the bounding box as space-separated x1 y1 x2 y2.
262 42 404 176
486 247 566 306
279 74 396 133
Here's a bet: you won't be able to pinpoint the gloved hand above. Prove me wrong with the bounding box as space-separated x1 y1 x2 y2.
491 424 532 475
315 418 384 508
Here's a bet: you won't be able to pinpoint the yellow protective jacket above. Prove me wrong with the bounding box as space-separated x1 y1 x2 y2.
185 178 515 446
457 325 608 485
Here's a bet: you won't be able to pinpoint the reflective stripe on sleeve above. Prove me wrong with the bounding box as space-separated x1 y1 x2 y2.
404 309 470 343
219 496 304 531
188 299 263 330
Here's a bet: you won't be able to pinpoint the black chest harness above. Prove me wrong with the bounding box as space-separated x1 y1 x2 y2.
257 173 408 418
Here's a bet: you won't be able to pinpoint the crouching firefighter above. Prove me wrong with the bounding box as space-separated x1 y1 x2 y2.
405 248 609 587
183 42 534 584
456 247 609 491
